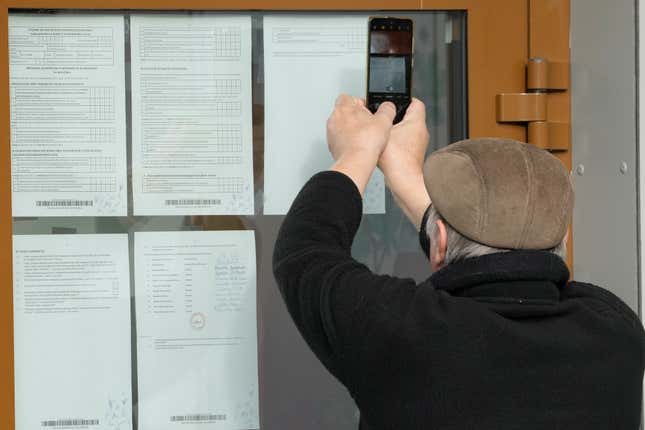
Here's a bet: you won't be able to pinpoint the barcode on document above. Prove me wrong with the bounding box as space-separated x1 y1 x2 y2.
36 200 94 207
165 199 221 206
41 418 99 427
170 414 227 422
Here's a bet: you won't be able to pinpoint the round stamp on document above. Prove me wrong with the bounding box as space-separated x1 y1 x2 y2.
190 312 206 330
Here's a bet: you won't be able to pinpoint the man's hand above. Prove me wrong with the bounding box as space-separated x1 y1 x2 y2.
378 98 432 229
379 98 429 178
328 94 396 195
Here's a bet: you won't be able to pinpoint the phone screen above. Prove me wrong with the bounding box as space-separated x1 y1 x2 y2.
369 29 413 55
367 18 413 123
368 23 412 95
369 57 406 93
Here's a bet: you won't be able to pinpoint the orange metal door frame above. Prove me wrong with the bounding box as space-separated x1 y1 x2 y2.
0 0 537 428
529 0 572 265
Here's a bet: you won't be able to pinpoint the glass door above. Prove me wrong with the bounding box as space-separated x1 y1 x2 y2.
1 1 537 429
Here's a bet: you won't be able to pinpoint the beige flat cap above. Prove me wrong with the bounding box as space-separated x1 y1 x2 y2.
423 138 573 249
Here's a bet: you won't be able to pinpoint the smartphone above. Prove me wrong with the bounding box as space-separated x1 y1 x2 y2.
367 17 414 124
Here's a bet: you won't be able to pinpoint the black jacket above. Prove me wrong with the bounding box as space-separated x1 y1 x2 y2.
273 171 645 429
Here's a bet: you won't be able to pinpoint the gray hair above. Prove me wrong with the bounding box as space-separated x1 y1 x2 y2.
425 205 567 265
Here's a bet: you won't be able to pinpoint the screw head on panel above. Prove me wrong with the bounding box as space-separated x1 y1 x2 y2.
620 161 628 174
576 164 585 176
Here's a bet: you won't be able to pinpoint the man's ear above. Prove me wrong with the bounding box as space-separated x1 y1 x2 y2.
431 219 448 271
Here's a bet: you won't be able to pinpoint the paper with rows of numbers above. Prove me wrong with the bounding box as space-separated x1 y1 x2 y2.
9 14 128 216
135 230 259 430
263 15 385 215
130 15 254 215
12 234 132 430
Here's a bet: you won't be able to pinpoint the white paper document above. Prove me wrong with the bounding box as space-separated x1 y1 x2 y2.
135 230 258 430
9 14 128 216
13 234 132 430
263 15 385 215
131 15 254 215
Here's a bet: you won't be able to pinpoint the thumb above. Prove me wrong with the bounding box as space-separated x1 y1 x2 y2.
374 101 396 126
402 98 426 121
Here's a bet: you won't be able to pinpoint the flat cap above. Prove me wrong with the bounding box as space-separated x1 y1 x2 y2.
422 138 573 249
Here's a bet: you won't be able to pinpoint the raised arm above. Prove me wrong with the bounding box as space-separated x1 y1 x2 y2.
327 94 396 194
272 95 419 378
378 98 431 230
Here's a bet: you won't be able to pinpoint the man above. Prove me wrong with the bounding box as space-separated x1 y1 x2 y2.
272 95 645 429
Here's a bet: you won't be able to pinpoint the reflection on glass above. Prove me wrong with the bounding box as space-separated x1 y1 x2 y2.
10 10 467 430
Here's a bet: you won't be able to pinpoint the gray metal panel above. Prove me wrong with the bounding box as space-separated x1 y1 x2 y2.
571 0 639 310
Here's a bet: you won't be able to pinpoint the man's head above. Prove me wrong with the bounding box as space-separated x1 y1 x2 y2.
422 138 573 271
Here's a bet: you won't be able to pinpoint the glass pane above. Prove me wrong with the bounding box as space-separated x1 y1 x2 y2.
10 9 466 430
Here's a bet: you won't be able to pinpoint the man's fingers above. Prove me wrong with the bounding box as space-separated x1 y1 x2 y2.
374 101 397 125
355 97 373 113
402 98 426 121
335 94 354 107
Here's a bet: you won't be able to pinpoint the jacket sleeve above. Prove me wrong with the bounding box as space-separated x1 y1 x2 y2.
272 171 419 382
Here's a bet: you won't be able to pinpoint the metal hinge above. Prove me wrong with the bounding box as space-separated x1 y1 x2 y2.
496 57 570 151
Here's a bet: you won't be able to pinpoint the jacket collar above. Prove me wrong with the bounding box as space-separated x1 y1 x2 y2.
429 250 569 303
